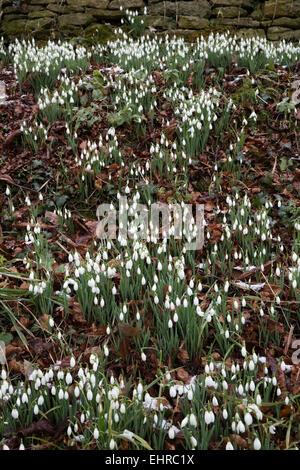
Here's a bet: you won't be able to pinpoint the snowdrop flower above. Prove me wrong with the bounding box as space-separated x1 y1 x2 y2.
253 437 261 450
190 436 197 448
189 413 197 427
226 441 234 450
168 426 175 440
65 373 72 385
11 409 18 419
70 357 76 368
244 412 253 426
109 439 116 450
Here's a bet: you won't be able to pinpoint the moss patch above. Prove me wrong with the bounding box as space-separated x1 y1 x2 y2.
84 24 114 44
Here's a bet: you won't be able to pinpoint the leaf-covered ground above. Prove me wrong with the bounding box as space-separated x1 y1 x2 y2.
0 27 300 450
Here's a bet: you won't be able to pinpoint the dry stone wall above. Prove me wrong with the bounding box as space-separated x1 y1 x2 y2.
0 0 300 41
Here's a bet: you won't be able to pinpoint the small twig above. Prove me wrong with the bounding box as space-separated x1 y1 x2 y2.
284 324 294 356
272 154 278 175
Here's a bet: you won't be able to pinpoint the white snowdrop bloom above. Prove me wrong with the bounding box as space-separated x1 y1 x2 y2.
66 373 72 385
236 420 245 434
109 439 116 450
57 371 64 380
204 410 211 425
37 396 44 406
212 396 218 407
244 412 253 426
253 437 261 450
181 416 188 428
256 394 262 405
190 436 197 448
70 357 76 368
276 266 281 277
189 413 197 426
21 393 28 404
120 403 126 414
226 441 234 450
93 428 99 440
222 380 228 391
269 425 276 435
168 426 175 440
11 409 19 419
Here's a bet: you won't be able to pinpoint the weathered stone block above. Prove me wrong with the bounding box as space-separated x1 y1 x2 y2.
3 6 24 14
148 2 176 17
148 1 210 18
58 13 95 25
85 8 124 19
178 1 211 17
146 15 176 29
267 26 300 40
272 16 300 29
47 4 84 13
109 0 145 9
3 14 27 21
178 16 209 29
1 18 29 35
30 0 58 4
67 0 109 8
211 0 252 7
237 28 266 38
28 5 52 12
264 0 300 18
1 17 54 35
212 17 260 27
212 6 248 17
28 10 56 19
